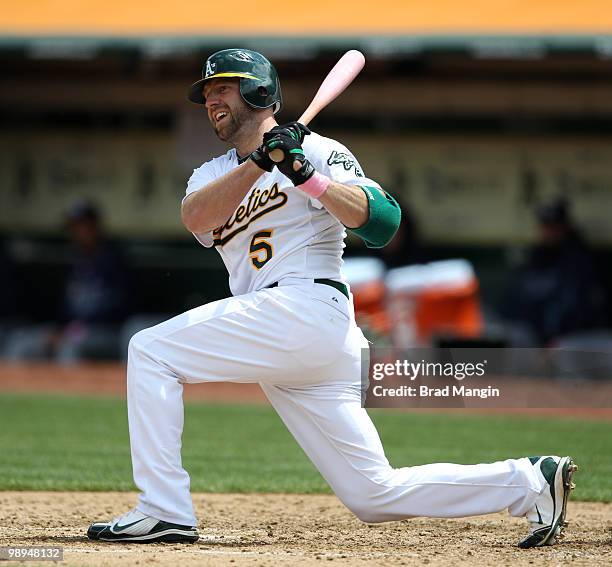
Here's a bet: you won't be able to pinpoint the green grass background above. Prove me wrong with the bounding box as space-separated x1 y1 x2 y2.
0 393 610 501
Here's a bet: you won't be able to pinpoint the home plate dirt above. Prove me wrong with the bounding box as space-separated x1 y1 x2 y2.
0 492 610 566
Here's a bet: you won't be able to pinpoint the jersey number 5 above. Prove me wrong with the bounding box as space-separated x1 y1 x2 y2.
249 230 274 270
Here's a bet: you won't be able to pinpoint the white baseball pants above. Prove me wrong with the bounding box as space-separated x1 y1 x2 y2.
126 278 543 526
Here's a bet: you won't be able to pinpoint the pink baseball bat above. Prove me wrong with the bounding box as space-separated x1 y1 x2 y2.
269 50 366 163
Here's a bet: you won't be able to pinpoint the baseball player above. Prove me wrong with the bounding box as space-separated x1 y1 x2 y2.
87 49 576 548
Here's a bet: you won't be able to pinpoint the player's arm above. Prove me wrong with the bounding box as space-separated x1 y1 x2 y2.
181 160 266 234
318 182 402 251
316 182 368 228
311 179 401 249
262 124 401 248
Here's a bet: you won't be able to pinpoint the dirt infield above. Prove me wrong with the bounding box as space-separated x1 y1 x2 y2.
0 492 610 566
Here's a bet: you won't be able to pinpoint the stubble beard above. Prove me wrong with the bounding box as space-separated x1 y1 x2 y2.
212 104 254 144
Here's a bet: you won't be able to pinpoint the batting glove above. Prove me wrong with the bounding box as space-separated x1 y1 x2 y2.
263 134 316 186
249 146 275 172
263 122 311 145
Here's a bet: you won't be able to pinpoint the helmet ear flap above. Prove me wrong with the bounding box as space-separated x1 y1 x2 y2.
272 80 282 114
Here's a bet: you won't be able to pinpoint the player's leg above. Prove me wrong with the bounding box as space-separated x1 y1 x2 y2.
263 380 577 546
126 291 282 526
125 284 351 526
260 323 544 523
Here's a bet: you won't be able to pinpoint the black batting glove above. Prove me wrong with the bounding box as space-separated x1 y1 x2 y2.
250 146 275 172
280 155 316 186
263 122 311 145
264 134 316 186
252 122 310 172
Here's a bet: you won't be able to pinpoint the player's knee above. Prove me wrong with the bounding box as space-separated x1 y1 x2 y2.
127 328 153 360
342 495 387 524
348 504 386 524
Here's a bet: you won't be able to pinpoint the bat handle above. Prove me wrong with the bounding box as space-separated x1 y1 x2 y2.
269 148 285 163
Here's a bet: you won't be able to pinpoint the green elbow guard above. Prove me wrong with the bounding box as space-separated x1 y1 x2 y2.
349 186 402 249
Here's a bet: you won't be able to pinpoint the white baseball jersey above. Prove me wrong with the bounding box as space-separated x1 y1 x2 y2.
185 131 381 296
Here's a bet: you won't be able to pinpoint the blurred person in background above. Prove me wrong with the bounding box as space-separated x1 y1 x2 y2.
500 197 608 346
3 201 131 363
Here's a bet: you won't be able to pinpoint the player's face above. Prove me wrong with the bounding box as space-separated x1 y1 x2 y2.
204 79 252 142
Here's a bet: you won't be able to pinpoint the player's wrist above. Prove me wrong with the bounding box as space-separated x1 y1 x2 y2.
297 171 330 199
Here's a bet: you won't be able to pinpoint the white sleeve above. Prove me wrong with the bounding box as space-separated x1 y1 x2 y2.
308 139 381 209
182 161 221 248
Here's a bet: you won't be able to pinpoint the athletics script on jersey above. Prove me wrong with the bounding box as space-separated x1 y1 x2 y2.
212 183 288 246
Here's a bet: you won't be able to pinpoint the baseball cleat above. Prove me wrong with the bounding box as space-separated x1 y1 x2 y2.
518 456 577 548
87 509 198 543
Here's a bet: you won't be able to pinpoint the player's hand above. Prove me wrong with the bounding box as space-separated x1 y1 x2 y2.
249 146 275 172
251 123 310 172
263 122 311 145
263 134 316 186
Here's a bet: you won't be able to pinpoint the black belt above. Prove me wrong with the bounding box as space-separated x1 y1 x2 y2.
267 278 349 300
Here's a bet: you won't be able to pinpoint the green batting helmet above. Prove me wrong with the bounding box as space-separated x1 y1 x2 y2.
188 49 282 114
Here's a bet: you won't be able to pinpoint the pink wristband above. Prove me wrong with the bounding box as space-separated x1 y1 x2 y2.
297 172 330 199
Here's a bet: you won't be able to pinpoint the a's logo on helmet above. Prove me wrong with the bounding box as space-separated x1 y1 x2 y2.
205 60 217 78
232 50 254 62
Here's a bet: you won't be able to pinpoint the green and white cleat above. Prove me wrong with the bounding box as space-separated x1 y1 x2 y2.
87 509 198 543
519 456 577 548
